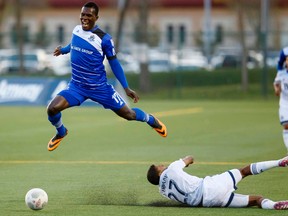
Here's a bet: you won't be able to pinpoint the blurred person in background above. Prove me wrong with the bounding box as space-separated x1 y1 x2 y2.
147 155 288 209
46 1 167 152
274 55 288 154
277 46 288 71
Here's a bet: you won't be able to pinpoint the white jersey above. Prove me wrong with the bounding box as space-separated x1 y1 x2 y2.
274 69 288 108
159 159 203 206
159 160 243 207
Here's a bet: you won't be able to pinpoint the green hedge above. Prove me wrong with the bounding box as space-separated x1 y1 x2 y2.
124 68 276 91
119 68 277 100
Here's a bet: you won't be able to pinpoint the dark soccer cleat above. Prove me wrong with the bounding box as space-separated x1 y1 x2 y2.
47 129 68 151
274 201 288 210
151 116 167 137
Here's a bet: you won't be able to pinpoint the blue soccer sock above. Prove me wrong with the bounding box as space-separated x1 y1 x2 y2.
147 114 156 127
48 113 66 136
56 125 67 137
132 108 156 127
132 108 149 122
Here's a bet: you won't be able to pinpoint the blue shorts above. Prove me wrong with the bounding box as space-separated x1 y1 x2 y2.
58 81 127 111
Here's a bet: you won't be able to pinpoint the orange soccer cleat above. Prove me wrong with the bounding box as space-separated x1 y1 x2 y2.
152 116 167 138
47 129 68 151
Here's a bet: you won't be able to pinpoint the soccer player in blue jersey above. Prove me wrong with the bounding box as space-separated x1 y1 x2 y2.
47 2 167 151
147 155 288 209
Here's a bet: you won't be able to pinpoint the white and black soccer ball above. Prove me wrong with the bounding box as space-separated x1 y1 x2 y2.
25 188 48 210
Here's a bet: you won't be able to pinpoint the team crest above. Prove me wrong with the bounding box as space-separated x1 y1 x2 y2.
88 35 95 42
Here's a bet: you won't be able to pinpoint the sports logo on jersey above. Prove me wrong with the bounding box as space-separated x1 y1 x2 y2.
88 35 95 42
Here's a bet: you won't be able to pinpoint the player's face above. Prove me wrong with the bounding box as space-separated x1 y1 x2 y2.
80 7 98 31
156 165 167 175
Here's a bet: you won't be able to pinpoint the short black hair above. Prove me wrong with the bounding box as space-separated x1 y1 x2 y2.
147 165 160 185
83 2 99 16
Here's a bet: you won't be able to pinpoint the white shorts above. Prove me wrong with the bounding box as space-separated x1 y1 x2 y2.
202 169 242 207
279 106 288 125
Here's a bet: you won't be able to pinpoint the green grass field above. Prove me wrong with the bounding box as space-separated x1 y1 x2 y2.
1 99 287 216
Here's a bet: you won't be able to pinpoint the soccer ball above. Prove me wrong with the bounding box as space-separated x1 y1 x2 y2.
25 188 48 210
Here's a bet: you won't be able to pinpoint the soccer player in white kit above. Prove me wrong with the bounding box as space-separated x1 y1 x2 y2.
147 155 288 209
274 55 288 153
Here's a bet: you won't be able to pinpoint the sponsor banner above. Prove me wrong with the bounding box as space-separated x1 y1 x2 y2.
0 77 116 106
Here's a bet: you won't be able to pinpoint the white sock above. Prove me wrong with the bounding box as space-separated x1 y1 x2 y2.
283 129 288 152
250 160 279 175
261 199 276 209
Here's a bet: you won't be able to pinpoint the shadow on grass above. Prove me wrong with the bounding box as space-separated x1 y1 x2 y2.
81 188 193 208
79 187 191 207
147 200 190 208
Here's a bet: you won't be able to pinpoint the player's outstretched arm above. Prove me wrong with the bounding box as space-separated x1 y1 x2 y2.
124 87 139 103
182 156 194 167
53 44 71 56
53 46 62 56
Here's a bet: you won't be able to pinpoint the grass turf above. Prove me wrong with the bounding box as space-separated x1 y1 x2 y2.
0 99 287 216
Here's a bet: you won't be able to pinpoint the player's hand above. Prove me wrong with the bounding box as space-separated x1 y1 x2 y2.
124 88 139 103
274 83 281 96
182 156 194 167
53 46 62 56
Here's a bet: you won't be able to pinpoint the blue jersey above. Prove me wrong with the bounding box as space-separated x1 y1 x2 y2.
277 47 288 71
61 25 116 90
58 25 127 110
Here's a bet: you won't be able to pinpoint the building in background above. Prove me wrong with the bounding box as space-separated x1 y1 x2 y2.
0 0 287 67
